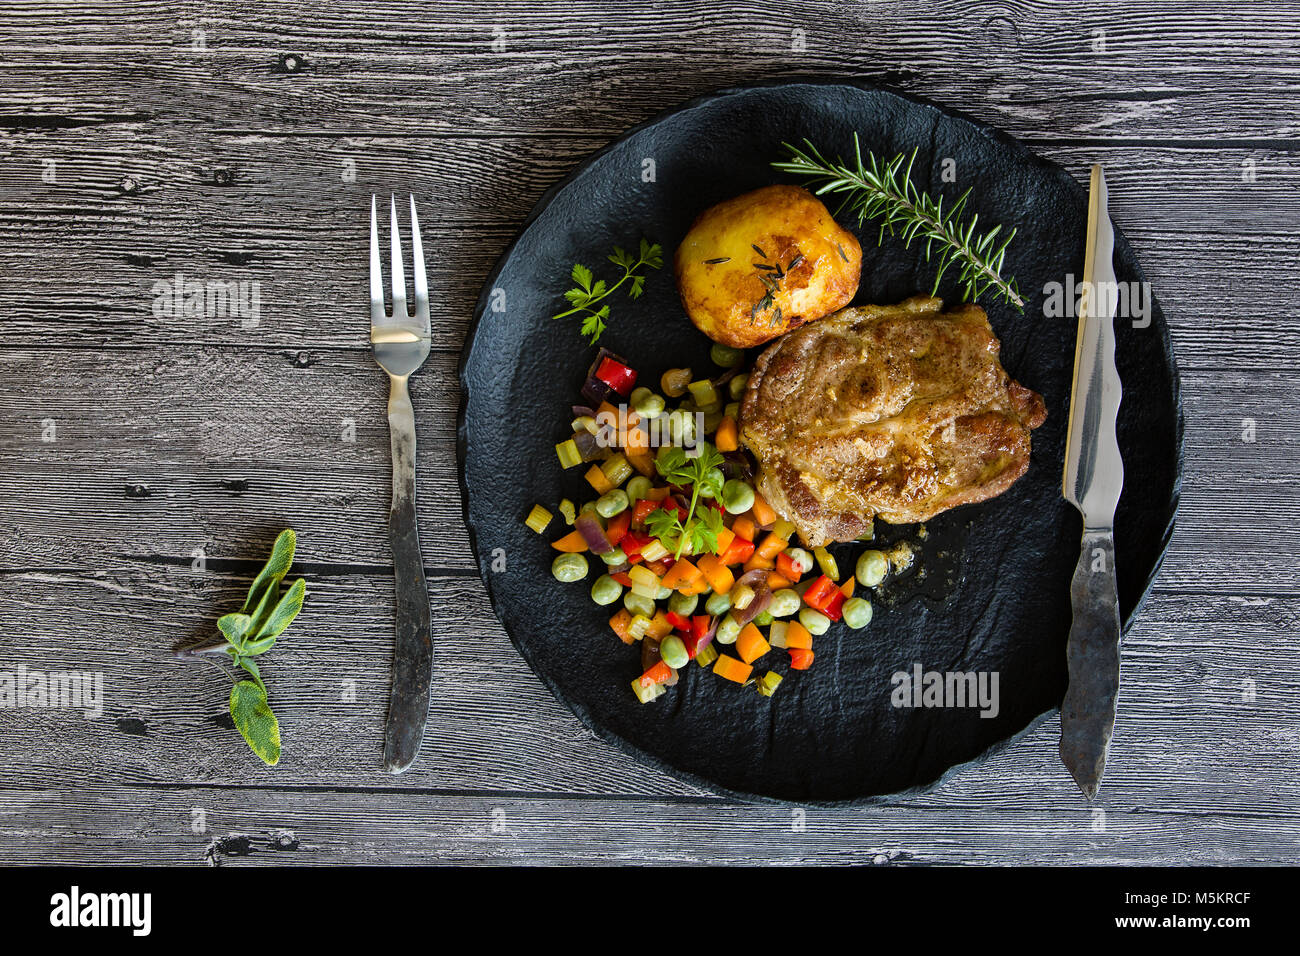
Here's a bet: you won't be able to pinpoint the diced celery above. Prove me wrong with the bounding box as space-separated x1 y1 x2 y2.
757 671 784 698
628 565 660 590
555 438 582 469
632 678 666 703
639 539 670 563
687 379 719 408
772 518 796 540
813 546 839 580
627 614 652 641
558 499 576 525
695 643 719 667
601 453 632 488
572 415 598 434
525 505 552 534
768 620 789 648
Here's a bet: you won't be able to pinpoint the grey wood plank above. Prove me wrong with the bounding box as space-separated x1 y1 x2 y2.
0 785 1294 865
0 348 1294 589
0 564 1294 815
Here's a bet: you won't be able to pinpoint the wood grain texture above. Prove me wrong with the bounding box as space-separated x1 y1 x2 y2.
0 0 1297 864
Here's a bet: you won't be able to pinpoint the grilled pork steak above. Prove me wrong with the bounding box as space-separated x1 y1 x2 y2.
740 296 1047 547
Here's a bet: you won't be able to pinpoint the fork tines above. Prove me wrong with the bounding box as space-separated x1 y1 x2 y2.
369 194 430 330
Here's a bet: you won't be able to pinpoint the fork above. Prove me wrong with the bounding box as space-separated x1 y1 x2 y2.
370 194 433 774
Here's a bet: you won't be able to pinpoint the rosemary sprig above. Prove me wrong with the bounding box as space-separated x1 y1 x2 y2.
773 134 1024 310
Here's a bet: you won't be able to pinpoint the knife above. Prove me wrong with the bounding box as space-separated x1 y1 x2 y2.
1059 164 1125 799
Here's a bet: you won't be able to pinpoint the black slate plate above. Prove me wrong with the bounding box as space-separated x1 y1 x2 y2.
458 80 1183 804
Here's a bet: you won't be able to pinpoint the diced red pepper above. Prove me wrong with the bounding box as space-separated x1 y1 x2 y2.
605 510 631 546
789 647 815 670
682 632 702 659
720 535 755 566
803 574 838 612
691 615 712 641
621 531 650 558
611 572 634 587
639 660 672 687
776 550 804 583
821 589 845 622
665 611 692 632
632 499 658 525
596 356 638 397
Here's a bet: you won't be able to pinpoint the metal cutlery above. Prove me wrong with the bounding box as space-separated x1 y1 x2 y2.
370 194 434 774
1059 165 1126 799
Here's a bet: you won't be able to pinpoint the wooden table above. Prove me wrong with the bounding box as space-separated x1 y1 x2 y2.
1 0 1295 865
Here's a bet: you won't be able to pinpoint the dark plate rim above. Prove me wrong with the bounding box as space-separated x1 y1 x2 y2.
455 76 1186 806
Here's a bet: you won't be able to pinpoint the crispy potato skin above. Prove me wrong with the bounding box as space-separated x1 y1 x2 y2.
675 185 862 349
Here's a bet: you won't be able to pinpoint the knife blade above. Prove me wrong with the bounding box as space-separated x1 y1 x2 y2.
1059 164 1125 799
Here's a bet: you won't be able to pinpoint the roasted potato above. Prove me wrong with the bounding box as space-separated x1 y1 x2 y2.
675 185 862 349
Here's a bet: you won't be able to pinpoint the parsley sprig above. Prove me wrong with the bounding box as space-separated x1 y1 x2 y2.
552 238 663 343
646 443 727 559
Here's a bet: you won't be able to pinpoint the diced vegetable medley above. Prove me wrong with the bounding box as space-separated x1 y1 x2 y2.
528 347 891 703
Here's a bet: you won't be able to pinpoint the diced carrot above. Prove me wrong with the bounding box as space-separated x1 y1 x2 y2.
784 621 813 650
840 577 855 599
715 415 739 452
661 557 703 591
788 647 815 670
609 609 635 644
585 465 613 494
755 531 788 562
736 623 771 664
713 527 735 559
639 660 673 687
743 554 775 573
627 447 656 477
677 575 711 596
751 492 777 528
731 515 757 542
713 655 754 684
551 530 590 552
767 572 793 591
696 553 735 594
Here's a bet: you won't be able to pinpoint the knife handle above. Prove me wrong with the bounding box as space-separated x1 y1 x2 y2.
382 374 433 773
1059 527 1122 799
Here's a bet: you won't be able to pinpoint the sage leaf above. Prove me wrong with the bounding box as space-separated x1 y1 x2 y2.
240 529 296 616
230 680 280 766
237 655 264 690
217 613 253 646
257 578 306 640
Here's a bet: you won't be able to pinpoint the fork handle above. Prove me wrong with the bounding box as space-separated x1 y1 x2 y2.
381 373 433 773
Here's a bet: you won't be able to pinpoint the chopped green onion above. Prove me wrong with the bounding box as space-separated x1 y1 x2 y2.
687 379 720 408
695 643 719 667
757 671 784 698
525 505 552 534
556 438 582 469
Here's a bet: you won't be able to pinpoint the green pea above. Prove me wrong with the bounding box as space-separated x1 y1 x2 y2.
601 547 628 566
656 584 673 601
715 614 741 645
856 549 889 587
769 589 801 617
668 591 699 616
705 591 732 617
551 553 589 583
595 489 629 518
659 635 689 669
799 607 831 635
626 476 652 502
590 575 623 606
579 500 601 518
842 597 873 629
630 387 666 419
624 592 655 618
721 479 755 515
711 343 744 368
728 373 749 401
754 610 773 627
